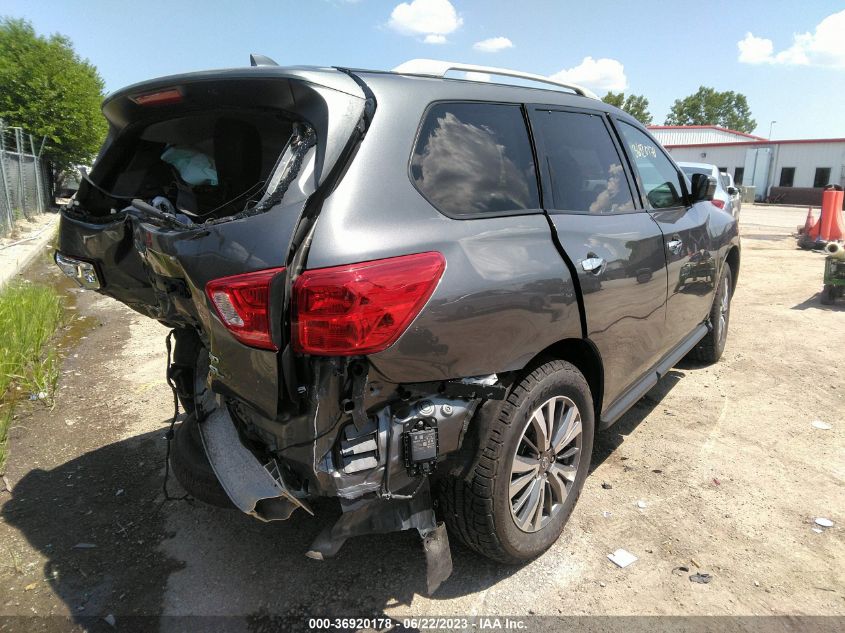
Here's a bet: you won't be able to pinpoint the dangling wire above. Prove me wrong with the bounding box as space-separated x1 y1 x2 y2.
162 330 188 501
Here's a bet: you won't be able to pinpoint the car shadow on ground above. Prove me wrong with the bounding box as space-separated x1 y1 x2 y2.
1 425 519 629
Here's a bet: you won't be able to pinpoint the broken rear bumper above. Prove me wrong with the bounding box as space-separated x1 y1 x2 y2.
198 405 312 521
197 397 457 593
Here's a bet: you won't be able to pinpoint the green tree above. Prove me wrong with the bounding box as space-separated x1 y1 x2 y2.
602 91 653 125
665 86 756 133
0 18 107 192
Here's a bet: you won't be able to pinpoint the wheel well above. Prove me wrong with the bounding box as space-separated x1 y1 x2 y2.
726 246 740 291
525 338 604 420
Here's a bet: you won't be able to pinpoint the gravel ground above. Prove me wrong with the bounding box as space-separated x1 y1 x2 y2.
0 204 842 630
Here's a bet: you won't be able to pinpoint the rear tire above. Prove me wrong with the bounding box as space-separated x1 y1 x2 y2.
437 360 594 563
687 264 733 364
170 414 234 508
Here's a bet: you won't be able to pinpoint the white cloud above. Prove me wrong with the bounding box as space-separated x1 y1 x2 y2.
389 0 462 43
737 10 845 68
464 71 491 82
550 56 627 91
473 37 514 53
737 33 774 64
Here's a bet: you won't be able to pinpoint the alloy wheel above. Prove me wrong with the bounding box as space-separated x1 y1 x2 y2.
509 395 583 533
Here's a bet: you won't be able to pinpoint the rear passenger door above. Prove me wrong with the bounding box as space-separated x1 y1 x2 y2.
528 107 669 411
612 120 716 349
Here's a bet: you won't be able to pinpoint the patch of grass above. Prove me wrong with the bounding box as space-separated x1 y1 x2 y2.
0 282 64 397
0 281 64 472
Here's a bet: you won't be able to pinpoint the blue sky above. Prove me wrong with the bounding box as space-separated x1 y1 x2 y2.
4 0 845 139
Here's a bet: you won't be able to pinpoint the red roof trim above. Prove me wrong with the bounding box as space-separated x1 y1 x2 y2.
665 138 845 149
648 125 767 140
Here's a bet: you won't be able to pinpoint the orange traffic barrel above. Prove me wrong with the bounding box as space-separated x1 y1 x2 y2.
819 185 844 242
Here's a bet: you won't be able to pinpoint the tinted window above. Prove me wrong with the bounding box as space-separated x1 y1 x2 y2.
734 167 744 185
411 103 539 216
617 122 685 209
532 111 634 214
814 167 831 188
779 167 795 187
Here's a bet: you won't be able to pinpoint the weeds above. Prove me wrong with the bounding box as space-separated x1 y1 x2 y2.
0 281 64 472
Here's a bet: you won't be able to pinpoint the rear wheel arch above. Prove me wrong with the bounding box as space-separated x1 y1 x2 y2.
437 359 595 562
522 338 604 421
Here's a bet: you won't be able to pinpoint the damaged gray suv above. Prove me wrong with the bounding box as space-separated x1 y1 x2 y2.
56 56 740 592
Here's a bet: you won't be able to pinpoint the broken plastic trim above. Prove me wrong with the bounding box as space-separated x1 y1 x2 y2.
199 404 312 521
305 481 453 594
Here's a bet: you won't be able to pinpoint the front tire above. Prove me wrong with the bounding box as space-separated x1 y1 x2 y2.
438 360 594 563
688 263 733 364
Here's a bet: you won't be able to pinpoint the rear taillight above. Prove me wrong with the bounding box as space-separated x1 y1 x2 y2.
206 268 285 350
292 252 445 356
711 199 725 209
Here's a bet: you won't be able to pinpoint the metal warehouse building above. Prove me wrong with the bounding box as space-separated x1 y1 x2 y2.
649 125 845 205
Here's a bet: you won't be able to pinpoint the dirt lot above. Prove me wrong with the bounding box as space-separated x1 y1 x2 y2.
0 205 842 629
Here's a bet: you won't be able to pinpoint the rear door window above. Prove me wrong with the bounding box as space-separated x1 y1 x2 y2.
531 110 635 214
616 121 686 209
411 103 540 217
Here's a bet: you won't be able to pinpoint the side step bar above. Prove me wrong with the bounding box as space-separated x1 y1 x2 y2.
198 406 312 521
599 322 709 429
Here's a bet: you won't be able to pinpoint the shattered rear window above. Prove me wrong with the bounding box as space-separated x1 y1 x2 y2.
72 110 316 226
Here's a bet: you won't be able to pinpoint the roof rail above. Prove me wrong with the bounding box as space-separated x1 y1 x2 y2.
391 59 599 100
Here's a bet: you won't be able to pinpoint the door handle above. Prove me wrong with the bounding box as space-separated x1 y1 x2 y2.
667 239 683 255
581 256 605 274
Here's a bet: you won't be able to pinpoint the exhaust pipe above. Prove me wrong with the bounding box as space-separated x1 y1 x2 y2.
825 241 845 260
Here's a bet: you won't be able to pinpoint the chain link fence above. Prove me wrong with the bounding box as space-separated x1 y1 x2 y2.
0 120 52 238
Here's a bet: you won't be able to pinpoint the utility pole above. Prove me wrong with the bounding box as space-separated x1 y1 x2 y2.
768 120 777 140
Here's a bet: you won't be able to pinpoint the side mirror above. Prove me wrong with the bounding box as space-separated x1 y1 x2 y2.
727 186 739 196
690 173 717 203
